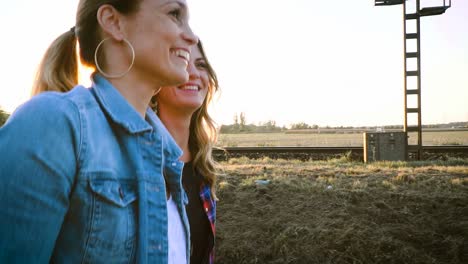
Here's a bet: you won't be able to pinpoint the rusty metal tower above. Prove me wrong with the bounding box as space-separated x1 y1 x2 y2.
375 0 451 160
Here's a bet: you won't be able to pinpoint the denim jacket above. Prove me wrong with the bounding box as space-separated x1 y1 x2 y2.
0 75 190 263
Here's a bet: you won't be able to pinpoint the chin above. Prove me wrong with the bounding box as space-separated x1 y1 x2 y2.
169 71 189 86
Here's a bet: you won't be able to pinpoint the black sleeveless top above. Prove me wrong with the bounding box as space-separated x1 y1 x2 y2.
182 162 211 264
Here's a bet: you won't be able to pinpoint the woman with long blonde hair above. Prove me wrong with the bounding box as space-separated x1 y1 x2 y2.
154 40 219 264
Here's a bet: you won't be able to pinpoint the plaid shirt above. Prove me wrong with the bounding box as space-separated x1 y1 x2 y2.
199 183 216 264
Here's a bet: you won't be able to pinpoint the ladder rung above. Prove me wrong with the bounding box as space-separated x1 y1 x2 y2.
406 89 419 95
375 0 405 6
406 71 419 76
419 7 449 17
405 33 418 39
405 13 419 19
406 52 419 58
406 126 420 132
407 108 419 113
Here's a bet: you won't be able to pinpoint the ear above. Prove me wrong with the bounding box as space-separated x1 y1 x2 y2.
96 4 125 41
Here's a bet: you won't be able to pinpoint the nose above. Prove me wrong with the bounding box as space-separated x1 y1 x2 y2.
187 61 200 80
182 24 198 46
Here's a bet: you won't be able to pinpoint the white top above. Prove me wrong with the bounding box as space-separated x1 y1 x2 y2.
167 195 187 264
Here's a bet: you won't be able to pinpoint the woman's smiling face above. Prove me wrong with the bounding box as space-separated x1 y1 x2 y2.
124 0 198 87
157 44 210 114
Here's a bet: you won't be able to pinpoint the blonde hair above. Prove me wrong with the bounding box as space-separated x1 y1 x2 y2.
152 41 220 198
32 0 142 96
189 41 220 199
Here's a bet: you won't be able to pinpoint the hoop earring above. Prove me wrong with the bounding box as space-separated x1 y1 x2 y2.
149 87 162 113
94 38 135 79
154 87 162 96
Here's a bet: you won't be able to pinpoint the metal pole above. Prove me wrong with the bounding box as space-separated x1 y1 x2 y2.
416 0 423 160
403 0 409 159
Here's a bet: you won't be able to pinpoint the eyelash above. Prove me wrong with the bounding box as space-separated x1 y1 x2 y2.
196 62 208 70
169 8 182 21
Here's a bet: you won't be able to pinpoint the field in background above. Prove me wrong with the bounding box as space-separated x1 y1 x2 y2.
217 131 468 147
215 157 468 264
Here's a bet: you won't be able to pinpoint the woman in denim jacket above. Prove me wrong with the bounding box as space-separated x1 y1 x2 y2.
153 41 219 264
0 0 197 263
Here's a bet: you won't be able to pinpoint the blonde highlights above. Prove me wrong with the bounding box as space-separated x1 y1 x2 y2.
189 41 220 198
31 0 142 96
32 31 78 96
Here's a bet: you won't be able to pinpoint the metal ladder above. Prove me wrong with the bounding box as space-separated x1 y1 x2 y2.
403 0 423 159
375 0 451 160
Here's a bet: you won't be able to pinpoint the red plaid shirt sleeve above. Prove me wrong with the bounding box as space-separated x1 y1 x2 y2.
199 184 216 264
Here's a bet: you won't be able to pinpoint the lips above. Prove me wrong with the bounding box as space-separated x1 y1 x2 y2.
178 83 200 92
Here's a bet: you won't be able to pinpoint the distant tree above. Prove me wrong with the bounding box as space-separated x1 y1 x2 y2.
220 118 282 134
254 120 282 133
233 113 239 126
0 108 10 127
263 120 276 129
239 112 246 131
290 122 311 130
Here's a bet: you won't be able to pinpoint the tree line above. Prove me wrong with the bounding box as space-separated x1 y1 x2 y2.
1 109 466 131
220 112 334 133
220 113 468 134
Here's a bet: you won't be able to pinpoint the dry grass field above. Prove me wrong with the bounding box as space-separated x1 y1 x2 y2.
217 131 468 147
215 157 468 264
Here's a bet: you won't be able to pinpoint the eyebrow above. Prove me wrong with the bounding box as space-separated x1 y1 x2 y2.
175 1 187 8
165 0 187 10
161 0 186 9
164 1 189 18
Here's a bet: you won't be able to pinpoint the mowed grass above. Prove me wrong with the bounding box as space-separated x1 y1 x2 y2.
217 131 468 147
215 157 468 264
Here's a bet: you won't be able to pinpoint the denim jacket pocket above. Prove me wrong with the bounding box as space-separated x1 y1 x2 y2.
84 179 138 264
89 180 137 207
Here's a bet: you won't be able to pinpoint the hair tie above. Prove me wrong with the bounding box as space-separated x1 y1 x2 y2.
70 26 76 35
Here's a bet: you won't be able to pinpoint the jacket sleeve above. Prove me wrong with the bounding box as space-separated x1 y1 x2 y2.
0 94 82 262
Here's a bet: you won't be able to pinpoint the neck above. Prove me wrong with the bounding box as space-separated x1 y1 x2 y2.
158 109 193 162
108 74 159 118
102 41 162 118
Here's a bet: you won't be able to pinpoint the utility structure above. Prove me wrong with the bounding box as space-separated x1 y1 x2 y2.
375 0 451 160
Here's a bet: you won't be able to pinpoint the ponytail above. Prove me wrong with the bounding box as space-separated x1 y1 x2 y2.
31 0 143 96
31 30 79 96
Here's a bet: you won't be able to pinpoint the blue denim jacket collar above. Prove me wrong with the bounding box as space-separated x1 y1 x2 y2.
93 74 183 160
93 74 153 134
145 107 183 159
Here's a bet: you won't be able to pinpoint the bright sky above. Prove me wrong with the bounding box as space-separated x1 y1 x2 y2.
0 0 467 127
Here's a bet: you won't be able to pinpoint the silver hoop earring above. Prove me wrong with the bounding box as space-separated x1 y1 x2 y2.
154 87 162 96
94 37 135 79
150 87 162 113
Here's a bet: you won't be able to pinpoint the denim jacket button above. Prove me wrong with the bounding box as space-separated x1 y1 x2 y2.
118 187 124 199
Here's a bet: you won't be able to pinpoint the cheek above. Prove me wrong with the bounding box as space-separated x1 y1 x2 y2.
201 73 210 90
158 21 179 42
